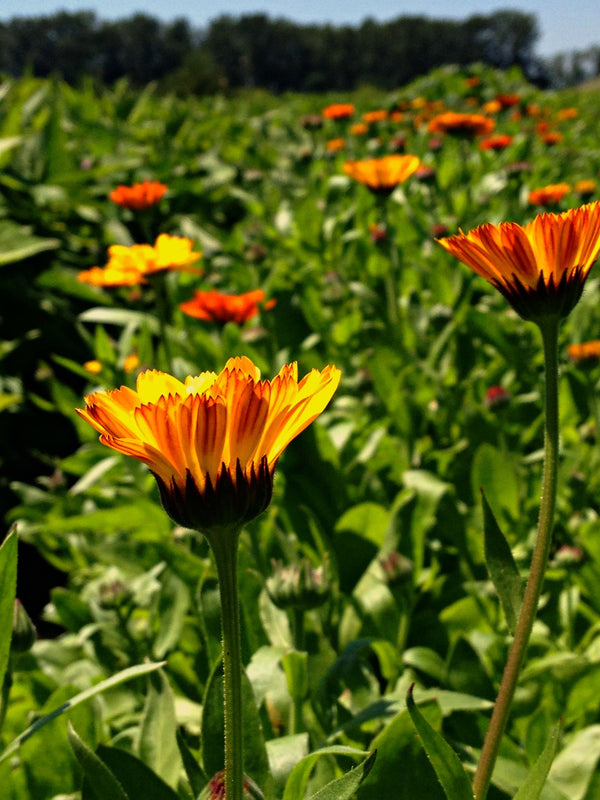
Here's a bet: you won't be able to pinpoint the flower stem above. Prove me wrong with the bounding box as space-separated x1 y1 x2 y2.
210 528 244 800
472 318 560 800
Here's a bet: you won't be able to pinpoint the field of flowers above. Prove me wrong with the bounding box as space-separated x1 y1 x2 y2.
2 63 600 800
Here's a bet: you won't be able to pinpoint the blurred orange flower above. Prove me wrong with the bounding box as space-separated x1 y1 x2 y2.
123 353 140 373
539 131 564 146
322 103 355 120
555 107 578 121
528 183 570 206
343 154 421 194
180 289 272 325
568 340 600 364
363 109 388 124
495 93 521 108
78 234 202 287
479 134 513 151
77 357 341 532
575 180 597 200
350 123 369 136
84 360 102 374
326 138 346 152
109 180 167 211
436 202 600 321
427 112 495 137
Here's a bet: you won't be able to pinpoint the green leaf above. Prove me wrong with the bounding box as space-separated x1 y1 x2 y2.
68 723 130 800
94 745 180 800
79 307 160 332
0 660 166 764
513 722 561 800
283 746 371 800
471 444 520 523
176 729 207 799
0 221 59 266
307 751 377 800
549 724 600 800
481 490 524 634
202 661 274 798
0 526 18 689
406 686 474 800
137 670 181 787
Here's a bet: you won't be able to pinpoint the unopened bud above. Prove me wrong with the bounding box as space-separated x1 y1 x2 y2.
266 557 330 611
199 770 264 800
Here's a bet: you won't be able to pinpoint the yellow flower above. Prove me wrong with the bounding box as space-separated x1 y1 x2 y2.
76 357 341 533
84 360 102 374
343 154 421 195
123 353 140 373
436 202 600 321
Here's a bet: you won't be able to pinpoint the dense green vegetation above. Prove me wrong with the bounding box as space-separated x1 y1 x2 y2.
1 63 600 799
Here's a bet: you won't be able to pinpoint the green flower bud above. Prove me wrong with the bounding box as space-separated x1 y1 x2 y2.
266 557 330 611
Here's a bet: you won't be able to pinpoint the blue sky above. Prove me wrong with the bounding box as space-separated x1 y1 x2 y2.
0 1 597 57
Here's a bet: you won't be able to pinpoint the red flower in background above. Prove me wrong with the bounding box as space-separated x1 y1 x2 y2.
479 134 513 151
109 180 168 210
180 289 273 325
322 103 355 120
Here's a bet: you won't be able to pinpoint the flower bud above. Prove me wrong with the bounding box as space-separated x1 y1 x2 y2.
266 557 330 611
199 770 264 800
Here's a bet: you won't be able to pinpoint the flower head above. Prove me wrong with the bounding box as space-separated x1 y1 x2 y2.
77 357 341 533
528 183 570 207
343 154 421 195
180 289 270 325
568 340 600 365
436 202 600 321
427 112 495 137
78 234 202 288
322 103 355 120
109 180 168 210
479 134 513 151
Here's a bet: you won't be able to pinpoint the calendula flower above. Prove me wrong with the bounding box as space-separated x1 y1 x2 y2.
350 123 369 136
180 289 270 325
529 183 570 206
555 107 578 121
78 235 202 287
539 131 564 146
326 138 346 152
84 360 102 374
427 111 495 137
322 103 354 120
575 180 596 200
109 180 168 210
343 154 421 195
77 357 341 533
568 340 600 364
123 353 140 373
479 134 513 151
362 109 388 124
495 93 521 109
436 202 600 321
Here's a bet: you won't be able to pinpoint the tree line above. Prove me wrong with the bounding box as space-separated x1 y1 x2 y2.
0 9 586 93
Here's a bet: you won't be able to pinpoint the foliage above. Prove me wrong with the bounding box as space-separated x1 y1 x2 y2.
2 63 600 799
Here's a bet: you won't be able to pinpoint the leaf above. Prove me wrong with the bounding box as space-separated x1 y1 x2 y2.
282 745 371 800
406 686 474 800
0 221 59 266
176 729 206 799
0 660 166 765
548 724 600 800
79 307 160 332
471 444 520 523
137 670 181 787
307 751 377 800
94 745 180 800
481 490 524 634
68 723 130 800
0 526 18 689
513 722 562 800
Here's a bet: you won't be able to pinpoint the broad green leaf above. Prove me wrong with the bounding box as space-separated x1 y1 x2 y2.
0 222 59 266
137 670 181 787
0 527 18 689
308 751 377 800
283 745 370 800
266 734 309 798
152 570 190 659
68 723 130 800
93 745 180 800
481 490 524 634
176 729 207 799
79 307 160 332
471 443 520 523
514 723 562 800
548 724 600 800
0 660 165 764
406 687 474 800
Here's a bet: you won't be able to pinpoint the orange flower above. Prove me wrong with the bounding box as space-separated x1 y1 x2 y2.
568 340 600 364
180 289 270 325
575 180 596 199
495 93 521 108
322 103 355 120
109 180 167 211
482 100 502 115
465 76 481 88
436 202 600 321
326 138 346 152
350 123 369 136
362 109 388 124
343 154 421 195
540 131 564 146
528 183 570 206
77 357 341 532
78 234 202 287
123 353 140 373
555 107 578 121
479 134 513 151
427 111 495 137
84 360 102 374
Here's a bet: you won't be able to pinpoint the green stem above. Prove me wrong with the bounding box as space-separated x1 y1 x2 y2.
292 607 305 652
472 318 560 800
210 528 244 800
